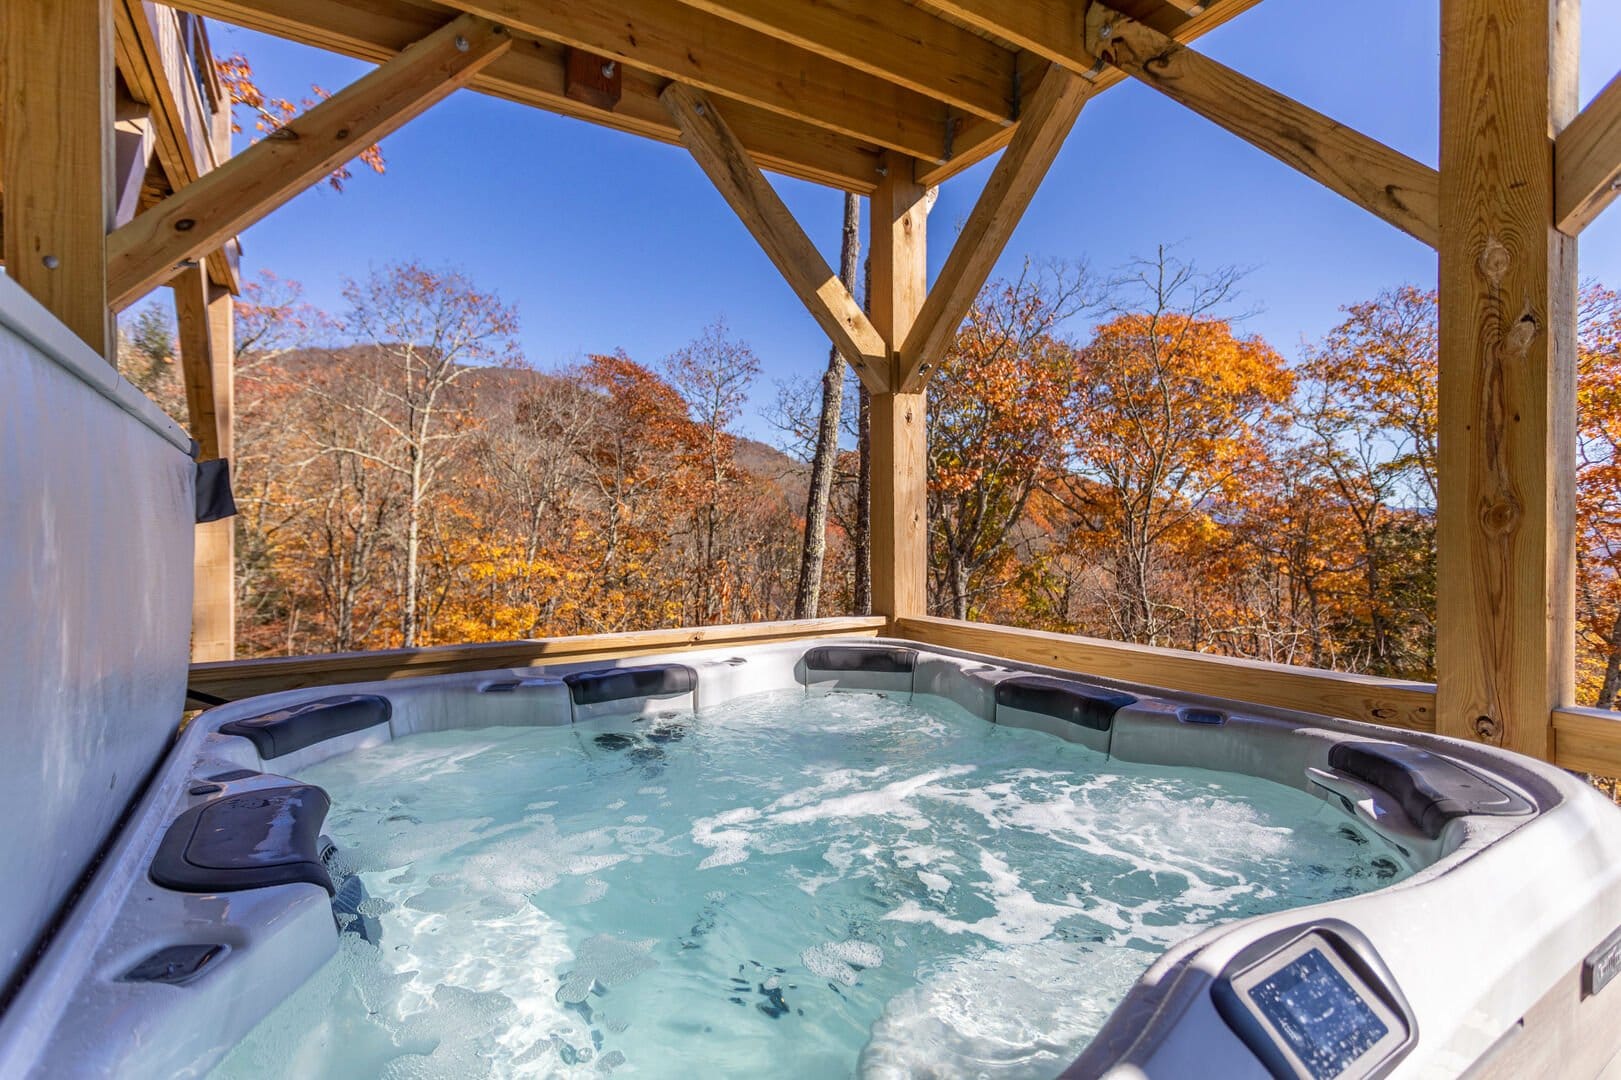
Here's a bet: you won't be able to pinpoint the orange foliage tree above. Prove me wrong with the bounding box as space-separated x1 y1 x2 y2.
1053 251 1293 646
926 263 1093 620
1579 285 1621 707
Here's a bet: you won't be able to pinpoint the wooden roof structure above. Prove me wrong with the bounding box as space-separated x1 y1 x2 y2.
6 0 1621 779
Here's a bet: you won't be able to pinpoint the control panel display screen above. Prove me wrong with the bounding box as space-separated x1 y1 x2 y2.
1246 947 1389 1079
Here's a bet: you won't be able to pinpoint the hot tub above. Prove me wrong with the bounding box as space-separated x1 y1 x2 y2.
2 638 1619 1079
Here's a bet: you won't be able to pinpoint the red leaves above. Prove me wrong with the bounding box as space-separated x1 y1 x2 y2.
214 51 386 192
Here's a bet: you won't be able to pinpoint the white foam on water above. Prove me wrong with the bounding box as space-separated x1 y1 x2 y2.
691 805 761 868
802 940 886 985
858 938 1154 1080
772 766 975 827
556 935 659 1002
691 766 976 868
884 850 1081 946
215 895 597 1079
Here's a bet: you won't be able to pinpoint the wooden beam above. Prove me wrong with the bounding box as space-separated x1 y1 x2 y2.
668 0 1015 124
1551 705 1621 779
922 0 1094 75
869 152 930 619
108 14 510 309
1436 0 1579 762
1087 5 1440 247
2 0 115 356
173 264 222 459
1555 70 1621 234
113 0 240 295
175 265 236 661
170 0 884 193
173 263 233 462
453 0 949 161
898 65 1090 392
898 616 1438 730
661 83 890 389
916 0 1266 188
188 616 887 700
113 0 215 191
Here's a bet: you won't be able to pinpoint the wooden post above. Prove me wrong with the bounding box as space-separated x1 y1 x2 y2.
1 0 116 356
869 153 929 621
1436 0 1579 759
174 265 236 661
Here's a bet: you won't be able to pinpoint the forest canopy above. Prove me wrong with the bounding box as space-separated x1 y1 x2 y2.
118 255 1621 713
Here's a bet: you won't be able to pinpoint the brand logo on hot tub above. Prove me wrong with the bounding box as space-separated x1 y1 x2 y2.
1585 924 1621 999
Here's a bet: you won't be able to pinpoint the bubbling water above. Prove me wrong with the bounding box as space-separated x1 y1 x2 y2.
211 690 1405 1079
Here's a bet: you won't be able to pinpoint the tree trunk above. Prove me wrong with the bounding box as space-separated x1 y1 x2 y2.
854 384 872 615
1599 608 1621 709
950 554 970 621
402 454 423 647
795 193 861 619
852 255 874 616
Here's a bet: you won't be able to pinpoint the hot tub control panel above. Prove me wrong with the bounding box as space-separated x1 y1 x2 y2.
1212 924 1416 1080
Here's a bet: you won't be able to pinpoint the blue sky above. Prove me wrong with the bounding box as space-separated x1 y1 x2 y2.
211 0 1621 441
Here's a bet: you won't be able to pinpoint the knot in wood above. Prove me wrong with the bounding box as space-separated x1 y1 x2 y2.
1475 238 1511 286
1473 714 1500 740
1478 493 1522 535
1503 312 1538 359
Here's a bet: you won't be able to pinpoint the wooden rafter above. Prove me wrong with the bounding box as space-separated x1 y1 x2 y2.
107 13 511 309
915 0 1265 188
668 0 1015 124
922 0 1094 75
452 0 950 162
170 0 886 193
898 65 1091 392
1087 5 1439 248
661 83 890 391
1555 70 1621 234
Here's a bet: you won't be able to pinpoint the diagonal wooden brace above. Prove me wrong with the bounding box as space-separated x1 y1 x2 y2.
107 13 511 308
662 81 891 392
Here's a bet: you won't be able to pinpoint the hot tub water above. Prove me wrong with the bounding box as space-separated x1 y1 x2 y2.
212 689 1406 1079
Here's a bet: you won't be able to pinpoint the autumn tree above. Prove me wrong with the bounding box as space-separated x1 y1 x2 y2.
1578 284 1621 707
228 273 352 653
1292 286 1439 677
312 263 519 646
663 320 761 623
796 194 862 618
927 262 1094 619
1054 250 1293 646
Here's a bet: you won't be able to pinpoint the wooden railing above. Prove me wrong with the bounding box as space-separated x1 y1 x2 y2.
896 616 1621 780
1552 705 1621 779
188 616 886 701
187 613 1621 779
894 616 1437 729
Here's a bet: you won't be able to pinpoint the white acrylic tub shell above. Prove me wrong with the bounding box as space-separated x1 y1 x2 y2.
1 639 1619 1079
